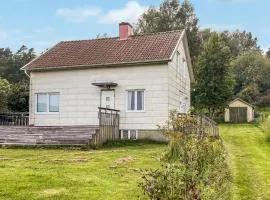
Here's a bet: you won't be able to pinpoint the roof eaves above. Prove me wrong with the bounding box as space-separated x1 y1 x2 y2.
27 59 171 72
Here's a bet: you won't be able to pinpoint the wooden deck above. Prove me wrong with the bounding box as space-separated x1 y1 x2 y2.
0 126 99 146
0 107 120 147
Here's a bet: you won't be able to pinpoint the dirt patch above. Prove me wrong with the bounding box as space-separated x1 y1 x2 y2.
40 188 67 197
111 156 136 168
39 157 89 164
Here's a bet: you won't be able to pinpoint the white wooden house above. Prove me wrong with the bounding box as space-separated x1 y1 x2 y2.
22 22 194 141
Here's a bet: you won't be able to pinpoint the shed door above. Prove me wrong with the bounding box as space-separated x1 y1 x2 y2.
229 107 247 123
101 90 115 109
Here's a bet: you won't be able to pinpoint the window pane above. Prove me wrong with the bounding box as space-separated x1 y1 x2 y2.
130 130 137 140
122 130 129 140
49 93 59 112
37 94 47 112
128 91 135 110
137 91 144 110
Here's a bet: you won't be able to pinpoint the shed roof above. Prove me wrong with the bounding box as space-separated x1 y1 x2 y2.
229 98 254 108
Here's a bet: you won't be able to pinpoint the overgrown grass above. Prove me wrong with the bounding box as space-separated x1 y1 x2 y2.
220 124 270 200
0 143 166 200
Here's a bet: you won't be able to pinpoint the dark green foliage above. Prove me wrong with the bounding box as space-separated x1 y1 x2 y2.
0 45 35 84
232 51 270 105
220 30 260 57
0 79 11 112
135 0 201 63
140 111 232 200
0 45 35 112
7 82 29 112
266 48 270 59
200 29 260 58
192 33 234 118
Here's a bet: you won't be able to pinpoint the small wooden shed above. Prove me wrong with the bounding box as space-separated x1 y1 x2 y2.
224 98 254 123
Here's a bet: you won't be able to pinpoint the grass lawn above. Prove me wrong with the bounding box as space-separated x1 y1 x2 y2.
220 123 270 200
0 143 166 200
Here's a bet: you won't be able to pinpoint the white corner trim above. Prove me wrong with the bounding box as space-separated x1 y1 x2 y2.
169 29 186 61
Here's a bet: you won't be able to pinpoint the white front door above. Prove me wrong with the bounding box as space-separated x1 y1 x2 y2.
101 90 115 109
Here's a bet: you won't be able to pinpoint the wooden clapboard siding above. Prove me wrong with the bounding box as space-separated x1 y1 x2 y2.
0 126 98 146
30 64 169 130
168 38 191 113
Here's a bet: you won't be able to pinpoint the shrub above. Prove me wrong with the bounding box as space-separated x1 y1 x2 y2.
140 111 232 200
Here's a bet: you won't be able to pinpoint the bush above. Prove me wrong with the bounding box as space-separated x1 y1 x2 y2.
140 111 232 200
7 82 29 112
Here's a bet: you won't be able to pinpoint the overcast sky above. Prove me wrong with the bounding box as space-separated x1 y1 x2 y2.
0 0 269 53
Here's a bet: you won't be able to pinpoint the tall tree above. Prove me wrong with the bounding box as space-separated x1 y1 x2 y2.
135 0 201 62
0 79 11 112
2 45 36 84
220 30 260 57
232 51 270 103
7 82 29 112
199 29 260 58
266 48 270 58
193 33 234 118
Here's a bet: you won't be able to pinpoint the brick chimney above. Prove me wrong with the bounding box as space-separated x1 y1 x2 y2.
119 22 133 40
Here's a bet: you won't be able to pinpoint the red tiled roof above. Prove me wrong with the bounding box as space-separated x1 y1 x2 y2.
26 30 183 71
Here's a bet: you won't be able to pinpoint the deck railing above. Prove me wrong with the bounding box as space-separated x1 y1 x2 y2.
178 113 219 137
0 113 29 126
90 107 120 146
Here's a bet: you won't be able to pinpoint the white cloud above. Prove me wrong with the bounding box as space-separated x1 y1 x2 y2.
200 24 245 32
56 6 101 22
262 45 270 55
98 1 147 24
0 31 8 40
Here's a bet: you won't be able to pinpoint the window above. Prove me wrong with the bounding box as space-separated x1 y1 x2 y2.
37 94 47 112
49 93 59 112
37 93 59 113
121 130 138 140
127 90 144 111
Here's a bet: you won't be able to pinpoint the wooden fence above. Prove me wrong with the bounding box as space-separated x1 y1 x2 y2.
178 113 219 137
90 107 120 146
0 113 29 126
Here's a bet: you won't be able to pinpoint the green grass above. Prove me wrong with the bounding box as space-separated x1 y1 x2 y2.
0 143 166 200
220 123 270 200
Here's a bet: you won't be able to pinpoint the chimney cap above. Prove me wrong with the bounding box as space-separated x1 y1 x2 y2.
119 22 133 27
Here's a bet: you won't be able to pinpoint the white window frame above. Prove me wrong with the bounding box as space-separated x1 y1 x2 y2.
36 92 60 114
120 130 138 140
126 90 145 112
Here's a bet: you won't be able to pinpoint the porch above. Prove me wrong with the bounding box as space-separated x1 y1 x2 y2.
0 107 120 146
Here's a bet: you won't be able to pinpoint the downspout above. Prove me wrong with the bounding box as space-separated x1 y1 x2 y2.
21 67 33 126
22 67 30 78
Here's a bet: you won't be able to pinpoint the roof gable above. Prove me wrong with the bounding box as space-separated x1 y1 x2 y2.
229 98 254 108
25 30 184 71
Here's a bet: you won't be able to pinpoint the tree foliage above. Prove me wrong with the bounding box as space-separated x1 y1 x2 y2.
192 33 234 118
232 51 270 104
0 45 35 112
266 48 270 59
0 79 11 112
0 45 35 84
7 82 29 112
200 29 260 58
135 0 201 62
